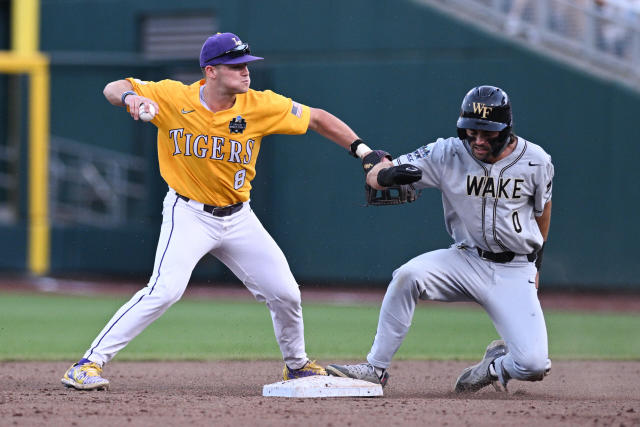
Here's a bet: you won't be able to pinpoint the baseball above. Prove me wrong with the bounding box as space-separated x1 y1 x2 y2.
138 103 156 122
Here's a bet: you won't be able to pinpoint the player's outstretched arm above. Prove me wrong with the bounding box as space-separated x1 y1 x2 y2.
308 107 360 150
103 79 160 121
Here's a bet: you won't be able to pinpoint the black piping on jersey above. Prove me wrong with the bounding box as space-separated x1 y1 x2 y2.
87 195 180 360
462 140 492 250
493 139 528 251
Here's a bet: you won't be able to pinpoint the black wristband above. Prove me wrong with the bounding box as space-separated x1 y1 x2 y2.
535 242 545 271
349 139 365 158
121 90 137 105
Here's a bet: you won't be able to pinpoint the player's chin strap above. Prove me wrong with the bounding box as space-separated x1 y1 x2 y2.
487 132 514 158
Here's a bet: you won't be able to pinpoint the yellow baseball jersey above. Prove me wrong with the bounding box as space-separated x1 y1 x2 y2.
127 78 311 206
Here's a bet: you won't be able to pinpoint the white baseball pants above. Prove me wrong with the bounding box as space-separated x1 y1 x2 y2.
367 245 550 385
84 189 308 369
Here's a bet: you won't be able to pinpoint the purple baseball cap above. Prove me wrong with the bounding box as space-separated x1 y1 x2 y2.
199 32 263 67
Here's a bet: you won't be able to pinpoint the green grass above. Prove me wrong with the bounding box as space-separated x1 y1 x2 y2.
0 293 638 361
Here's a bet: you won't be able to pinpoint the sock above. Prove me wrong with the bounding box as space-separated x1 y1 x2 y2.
78 358 94 366
489 362 497 378
288 360 309 371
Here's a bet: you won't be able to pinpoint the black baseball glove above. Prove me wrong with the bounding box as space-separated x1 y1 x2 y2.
361 150 392 174
366 183 420 205
360 150 422 205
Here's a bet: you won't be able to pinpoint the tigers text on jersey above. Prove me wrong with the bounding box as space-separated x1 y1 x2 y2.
127 78 311 206
395 136 554 254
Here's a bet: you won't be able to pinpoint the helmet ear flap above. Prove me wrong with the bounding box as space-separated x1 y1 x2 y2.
498 128 512 143
488 128 513 157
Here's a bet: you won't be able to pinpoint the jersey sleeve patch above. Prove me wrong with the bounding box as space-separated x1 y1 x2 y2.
411 145 431 159
291 101 303 118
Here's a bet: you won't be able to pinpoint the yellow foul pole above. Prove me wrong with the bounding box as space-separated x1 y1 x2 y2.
11 0 50 275
28 60 50 275
12 0 40 53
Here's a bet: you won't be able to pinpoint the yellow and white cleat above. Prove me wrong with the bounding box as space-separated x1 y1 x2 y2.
283 360 327 380
61 361 110 391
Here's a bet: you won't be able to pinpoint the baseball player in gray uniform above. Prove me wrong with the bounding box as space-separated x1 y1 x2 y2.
327 85 553 393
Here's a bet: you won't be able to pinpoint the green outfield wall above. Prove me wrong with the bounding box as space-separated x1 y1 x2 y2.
1 0 638 290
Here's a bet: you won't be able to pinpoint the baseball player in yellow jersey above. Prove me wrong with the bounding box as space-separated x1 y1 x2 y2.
61 32 371 391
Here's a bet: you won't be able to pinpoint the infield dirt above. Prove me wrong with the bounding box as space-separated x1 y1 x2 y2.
2 278 639 426
1 360 639 426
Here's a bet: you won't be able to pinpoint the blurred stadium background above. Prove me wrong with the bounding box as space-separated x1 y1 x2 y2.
1 0 638 291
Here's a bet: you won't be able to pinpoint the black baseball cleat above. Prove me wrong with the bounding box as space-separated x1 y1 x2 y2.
454 340 508 393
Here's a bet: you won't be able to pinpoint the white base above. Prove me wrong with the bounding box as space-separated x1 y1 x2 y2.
263 375 383 398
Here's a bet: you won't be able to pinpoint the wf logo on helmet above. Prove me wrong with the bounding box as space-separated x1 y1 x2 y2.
472 103 493 119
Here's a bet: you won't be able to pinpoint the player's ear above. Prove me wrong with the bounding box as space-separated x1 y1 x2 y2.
203 65 216 79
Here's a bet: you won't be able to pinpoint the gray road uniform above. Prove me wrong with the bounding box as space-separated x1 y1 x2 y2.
366 135 554 386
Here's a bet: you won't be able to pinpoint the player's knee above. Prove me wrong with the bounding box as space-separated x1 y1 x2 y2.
390 263 424 295
513 355 549 381
143 282 186 308
146 273 189 306
167 289 187 305
392 262 422 282
148 289 183 309
270 285 301 307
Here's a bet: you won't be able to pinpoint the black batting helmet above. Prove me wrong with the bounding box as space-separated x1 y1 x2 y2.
456 85 513 156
